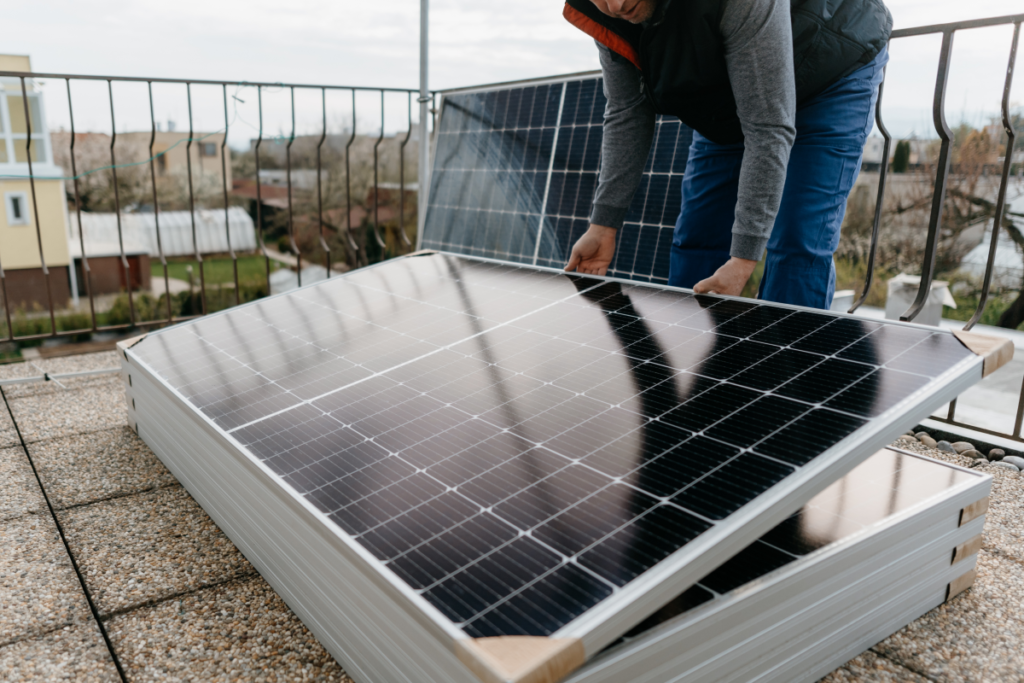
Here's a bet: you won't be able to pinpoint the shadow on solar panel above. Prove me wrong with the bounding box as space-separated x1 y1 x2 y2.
120 250 1004 683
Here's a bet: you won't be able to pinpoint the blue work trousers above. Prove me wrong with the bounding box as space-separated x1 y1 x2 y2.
667 49 888 309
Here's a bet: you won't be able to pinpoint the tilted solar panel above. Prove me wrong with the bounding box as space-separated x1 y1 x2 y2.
422 76 693 283
570 446 987 682
123 252 994 682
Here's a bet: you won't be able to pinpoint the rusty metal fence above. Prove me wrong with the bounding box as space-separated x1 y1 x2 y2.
0 71 435 340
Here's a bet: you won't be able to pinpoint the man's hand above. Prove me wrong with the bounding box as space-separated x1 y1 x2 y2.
565 224 617 276
693 257 759 297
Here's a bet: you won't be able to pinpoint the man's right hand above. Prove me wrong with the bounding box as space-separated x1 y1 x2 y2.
565 224 617 276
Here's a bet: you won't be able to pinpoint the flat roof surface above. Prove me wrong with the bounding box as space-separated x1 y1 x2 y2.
1 350 1022 681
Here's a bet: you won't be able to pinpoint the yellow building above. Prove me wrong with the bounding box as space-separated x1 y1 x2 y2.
115 130 231 190
0 54 72 309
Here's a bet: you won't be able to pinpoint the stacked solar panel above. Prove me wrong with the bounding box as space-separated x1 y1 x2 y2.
423 76 694 283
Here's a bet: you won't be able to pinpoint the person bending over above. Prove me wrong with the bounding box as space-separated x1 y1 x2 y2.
562 0 890 309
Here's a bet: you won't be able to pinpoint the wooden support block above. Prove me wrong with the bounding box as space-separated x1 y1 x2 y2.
951 535 983 565
946 568 977 601
953 330 1014 377
116 334 148 359
959 497 989 526
456 636 585 683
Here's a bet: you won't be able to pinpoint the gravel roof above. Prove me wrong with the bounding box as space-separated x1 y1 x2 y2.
1 350 1021 682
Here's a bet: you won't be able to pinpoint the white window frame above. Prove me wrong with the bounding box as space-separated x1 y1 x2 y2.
5 191 30 226
0 85 50 167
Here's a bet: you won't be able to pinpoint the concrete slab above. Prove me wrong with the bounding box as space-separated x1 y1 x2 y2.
0 621 119 682
0 446 44 522
60 485 255 617
7 380 126 444
0 513 91 644
106 575 352 683
28 426 176 510
821 650 931 682
872 550 1024 681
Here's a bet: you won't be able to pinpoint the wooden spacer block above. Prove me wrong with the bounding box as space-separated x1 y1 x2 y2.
116 334 148 359
456 636 585 683
952 330 1014 377
946 568 977 601
951 534 983 564
959 497 989 527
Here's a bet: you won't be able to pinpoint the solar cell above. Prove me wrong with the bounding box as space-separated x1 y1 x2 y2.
129 252 984 655
422 76 693 283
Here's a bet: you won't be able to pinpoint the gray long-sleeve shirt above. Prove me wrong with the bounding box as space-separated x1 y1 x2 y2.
591 0 797 262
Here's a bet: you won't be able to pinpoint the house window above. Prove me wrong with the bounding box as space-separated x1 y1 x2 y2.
5 192 30 226
202 142 217 157
0 91 48 166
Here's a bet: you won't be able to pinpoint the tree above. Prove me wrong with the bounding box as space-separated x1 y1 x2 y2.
892 140 911 173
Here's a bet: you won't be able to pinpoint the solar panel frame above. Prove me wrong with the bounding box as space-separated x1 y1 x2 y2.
122 250 988 678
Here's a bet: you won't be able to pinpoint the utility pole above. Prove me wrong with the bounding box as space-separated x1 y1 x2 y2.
417 0 429 248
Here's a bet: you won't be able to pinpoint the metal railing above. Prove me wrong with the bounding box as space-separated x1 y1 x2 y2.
845 13 1024 441
0 70 435 341
2 14 1024 444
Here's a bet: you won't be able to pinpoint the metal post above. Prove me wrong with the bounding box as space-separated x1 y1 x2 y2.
372 90 387 251
21 78 57 335
964 21 1020 331
148 82 172 322
417 0 430 247
107 80 135 325
849 66 891 314
901 30 955 322
285 87 301 286
317 88 331 276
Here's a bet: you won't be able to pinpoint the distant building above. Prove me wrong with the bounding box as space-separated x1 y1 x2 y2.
52 129 231 188
122 130 231 187
249 132 418 169
861 136 886 171
258 169 323 192
0 54 73 309
860 136 933 172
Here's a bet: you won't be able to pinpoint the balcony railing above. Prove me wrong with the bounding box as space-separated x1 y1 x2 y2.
0 71 434 339
849 14 1024 440
1 12 1023 444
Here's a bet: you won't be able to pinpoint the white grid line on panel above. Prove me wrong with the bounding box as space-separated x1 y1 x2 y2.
533 82 567 266
224 267 606 434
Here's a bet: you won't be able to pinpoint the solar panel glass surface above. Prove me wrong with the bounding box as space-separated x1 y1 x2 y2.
132 253 976 639
422 77 693 283
619 446 978 639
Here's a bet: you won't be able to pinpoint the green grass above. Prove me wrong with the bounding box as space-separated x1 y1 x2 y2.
152 256 280 286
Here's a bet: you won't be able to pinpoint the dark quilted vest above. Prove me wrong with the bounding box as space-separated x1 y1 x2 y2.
564 0 892 144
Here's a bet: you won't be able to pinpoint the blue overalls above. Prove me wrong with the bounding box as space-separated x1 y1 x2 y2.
667 48 889 310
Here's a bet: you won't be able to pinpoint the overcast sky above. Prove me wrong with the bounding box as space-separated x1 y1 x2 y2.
5 0 1024 145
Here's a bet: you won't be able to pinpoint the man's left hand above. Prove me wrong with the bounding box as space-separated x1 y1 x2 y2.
693 257 759 297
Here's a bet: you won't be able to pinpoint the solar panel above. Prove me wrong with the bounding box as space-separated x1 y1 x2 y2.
422 76 693 283
124 251 992 682
569 446 988 683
